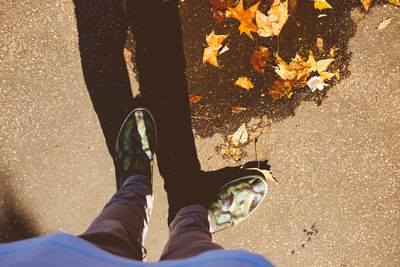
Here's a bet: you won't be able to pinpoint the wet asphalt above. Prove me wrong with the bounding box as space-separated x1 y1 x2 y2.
1 1 399 266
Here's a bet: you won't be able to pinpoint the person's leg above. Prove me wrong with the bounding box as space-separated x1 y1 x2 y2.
79 174 152 260
79 108 157 260
160 205 223 261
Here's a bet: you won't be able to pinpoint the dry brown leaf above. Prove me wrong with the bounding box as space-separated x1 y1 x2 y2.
232 106 247 113
256 0 289 38
316 37 324 52
288 0 298 15
269 78 293 100
361 0 373 10
217 124 249 163
378 18 392 30
210 0 234 23
189 94 202 104
235 77 254 90
230 124 249 146
314 0 332 10
249 115 269 141
228 0 260 39
218 140 244 162
250 46 273 74
202 30 228 67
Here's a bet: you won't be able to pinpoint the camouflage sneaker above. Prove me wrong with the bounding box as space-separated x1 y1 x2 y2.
208 175 268 233
115 108 157 190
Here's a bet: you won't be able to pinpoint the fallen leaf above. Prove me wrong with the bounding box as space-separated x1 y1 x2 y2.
250 46 273 74
228 0 260 39
249 115 269 141
307 76 325 92
316 37 324 52
288 0 298 14
386 0 400 6
271 51 335 99
217 124 249 163
203 47 220 67
189 94 202 104
123 48 133 70
235 77 254 90
210 0 235 23
360 0 372 10
218 141 244 162
232 106 247 113
202 30 228 67
377 18 392 30
247 168 278 182
269 78 293 100
206 30 228 49
256 0 289 37
318 14 327 18
230 123 249 146
314 0 332 10
275 54 309 82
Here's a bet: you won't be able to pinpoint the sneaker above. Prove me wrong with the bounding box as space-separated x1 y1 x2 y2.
115 108 157 190
208 175 268 233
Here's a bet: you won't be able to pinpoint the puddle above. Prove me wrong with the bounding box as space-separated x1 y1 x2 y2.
179 0 362 137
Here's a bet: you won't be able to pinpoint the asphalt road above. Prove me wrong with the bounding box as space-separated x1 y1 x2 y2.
1 1 399 266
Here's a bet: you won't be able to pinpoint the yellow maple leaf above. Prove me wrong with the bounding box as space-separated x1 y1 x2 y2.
274 51 335 97
202 30 228 67
228 0 259 39
276 54 310 82
235 77 254 90
314 0 332 10
256 0 289 37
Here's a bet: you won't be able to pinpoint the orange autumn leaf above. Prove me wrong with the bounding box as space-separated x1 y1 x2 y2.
189 94 202 104
206 30 228 49
202 30 228 67
228 0 260 39
203 47 219 67
360 0 372 10
250 46 272 74
235 77 254 90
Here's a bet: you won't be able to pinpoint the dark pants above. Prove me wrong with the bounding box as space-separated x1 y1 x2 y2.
79 175 222 261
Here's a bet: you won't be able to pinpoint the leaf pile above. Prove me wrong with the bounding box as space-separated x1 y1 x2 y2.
217 116 270 163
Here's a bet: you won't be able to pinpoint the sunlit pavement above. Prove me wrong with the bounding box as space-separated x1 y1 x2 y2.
1 2 399 266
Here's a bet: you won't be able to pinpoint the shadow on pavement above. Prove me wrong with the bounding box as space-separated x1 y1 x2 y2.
0 166 39 242
73 0 272 224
